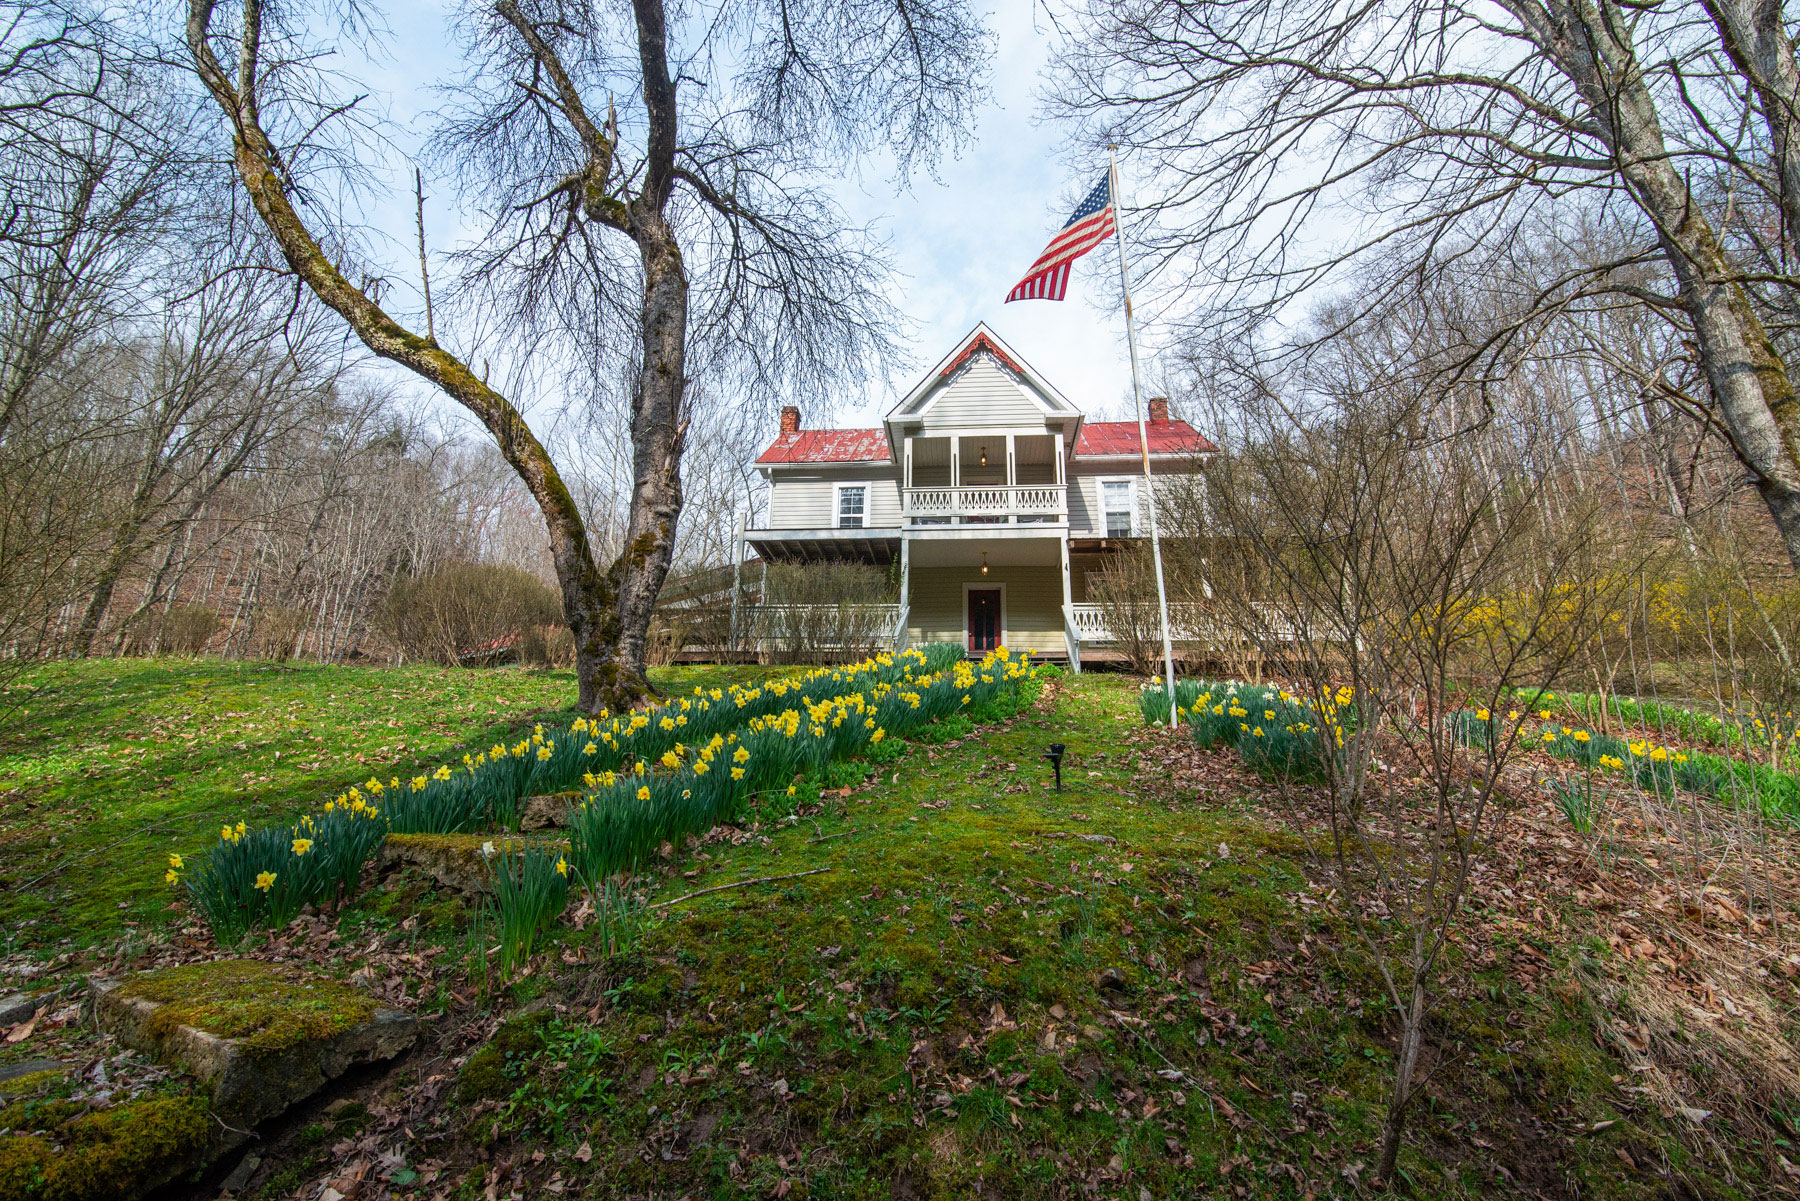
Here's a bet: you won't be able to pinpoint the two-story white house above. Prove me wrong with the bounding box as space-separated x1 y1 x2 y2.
742 324 1214 667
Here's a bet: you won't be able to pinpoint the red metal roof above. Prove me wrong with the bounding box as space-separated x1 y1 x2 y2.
756 427 891 465
1075 419 1216 458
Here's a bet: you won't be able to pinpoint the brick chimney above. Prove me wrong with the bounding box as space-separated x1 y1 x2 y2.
1147 397 1171 424
779 404 801 433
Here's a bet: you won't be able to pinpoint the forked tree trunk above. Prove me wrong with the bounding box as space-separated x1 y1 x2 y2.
186 0 644 714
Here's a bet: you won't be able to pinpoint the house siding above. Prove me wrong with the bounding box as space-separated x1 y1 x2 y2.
906 565 1065 656
1067 466 1177 537
767 468 902 529
917 360 1053 430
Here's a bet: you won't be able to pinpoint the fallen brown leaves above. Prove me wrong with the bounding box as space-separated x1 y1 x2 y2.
1127 712 1800 1189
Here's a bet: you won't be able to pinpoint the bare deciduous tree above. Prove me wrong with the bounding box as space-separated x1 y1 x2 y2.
184 0 988 711
1180 281 1630 1180
1050 0 1800 572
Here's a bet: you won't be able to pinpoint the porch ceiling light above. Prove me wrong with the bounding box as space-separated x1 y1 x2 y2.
979 445 988 467
980 552 989 575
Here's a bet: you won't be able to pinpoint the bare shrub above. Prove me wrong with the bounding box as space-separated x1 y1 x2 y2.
375 562 562 666
157 606 220 656
1089 545 1164 676
754 563 897 665
1186 292 1630 1180
250 606 311 662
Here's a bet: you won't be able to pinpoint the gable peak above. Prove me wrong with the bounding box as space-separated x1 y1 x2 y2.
940 331 1024 380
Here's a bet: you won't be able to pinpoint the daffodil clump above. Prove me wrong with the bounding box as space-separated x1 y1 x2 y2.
1137 679 1211 725
178 643 1040 940
1163 680 1353 780
489 842 571 972
178 800 387 941
1450 706 1800 818
565 645 1038 882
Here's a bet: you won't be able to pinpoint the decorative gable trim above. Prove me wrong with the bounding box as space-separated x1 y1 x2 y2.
887 322 1076 424
938 332 1024 380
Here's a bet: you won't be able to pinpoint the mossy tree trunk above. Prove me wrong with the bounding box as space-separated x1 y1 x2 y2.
185 0 638 713
1526 0 1800 572
608 0 688 686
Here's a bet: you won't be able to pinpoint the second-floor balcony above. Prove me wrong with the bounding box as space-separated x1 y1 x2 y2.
901 431 1065 527
902 484 1065 524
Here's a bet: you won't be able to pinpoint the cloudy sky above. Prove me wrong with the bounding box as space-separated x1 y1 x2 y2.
353 0 1148 433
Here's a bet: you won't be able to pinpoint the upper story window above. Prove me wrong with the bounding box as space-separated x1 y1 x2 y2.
1102 479 1135 537
837 484 867 529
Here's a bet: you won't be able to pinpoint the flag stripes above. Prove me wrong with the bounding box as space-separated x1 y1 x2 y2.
1005 174 1115 303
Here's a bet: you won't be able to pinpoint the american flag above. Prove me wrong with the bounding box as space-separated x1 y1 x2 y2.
1005 173 1115 302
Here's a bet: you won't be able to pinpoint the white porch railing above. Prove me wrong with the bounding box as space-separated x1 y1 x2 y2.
903 485 1065 522
1066 602 1312 644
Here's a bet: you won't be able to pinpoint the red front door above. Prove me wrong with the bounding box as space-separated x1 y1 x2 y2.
967 588 1001 653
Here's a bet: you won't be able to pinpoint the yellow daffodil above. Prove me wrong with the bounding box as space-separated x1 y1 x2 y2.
291 837 313 855
637 785 651 800
255 871 277 892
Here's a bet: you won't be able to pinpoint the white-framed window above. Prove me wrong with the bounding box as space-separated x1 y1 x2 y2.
835 482 868 529
1101 478 1136 537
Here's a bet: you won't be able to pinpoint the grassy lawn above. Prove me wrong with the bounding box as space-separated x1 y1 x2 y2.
0 659 780 951
401 672 1723 1199
1 660 1785 1198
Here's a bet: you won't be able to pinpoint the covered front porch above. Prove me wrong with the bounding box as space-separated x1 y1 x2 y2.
898 529 1070 659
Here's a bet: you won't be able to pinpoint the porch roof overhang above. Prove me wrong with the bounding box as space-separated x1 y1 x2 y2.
746 527 901 565
905 526 1065 568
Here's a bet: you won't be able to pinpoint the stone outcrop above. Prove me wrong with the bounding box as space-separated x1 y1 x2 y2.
89 960 416 1138
519 790 579 830
380 832 570 895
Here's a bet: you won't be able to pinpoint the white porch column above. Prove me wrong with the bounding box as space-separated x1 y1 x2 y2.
896 535 912 651
1005 433 1016 523
903 435 913 526
1060 532 1080 673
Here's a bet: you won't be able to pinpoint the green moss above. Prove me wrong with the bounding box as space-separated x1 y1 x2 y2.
0 1068 67 1098
0 1094 209 1200
0 1133 52 1198
115 960 376 1056
457 1012 553 1103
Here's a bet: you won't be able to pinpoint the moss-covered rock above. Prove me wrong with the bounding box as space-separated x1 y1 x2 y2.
380 832 570 895
90 960 416 1134
108 960 377 1056
0 1093 210 1201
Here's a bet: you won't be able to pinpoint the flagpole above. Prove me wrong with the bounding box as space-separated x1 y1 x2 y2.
1109 147 1180 730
